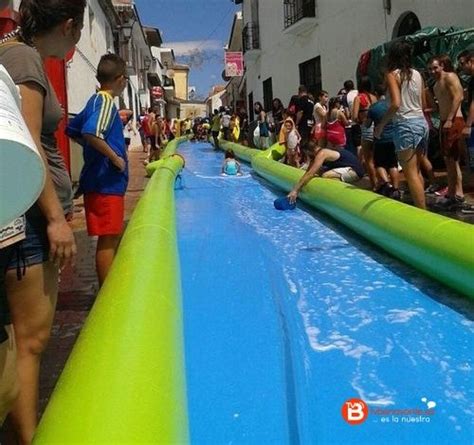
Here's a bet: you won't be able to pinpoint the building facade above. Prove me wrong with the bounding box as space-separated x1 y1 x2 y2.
180 101 207 119
173 64 190 102
206 85 226 115
6 0 169 178
222 11 245 114
237 0 474 116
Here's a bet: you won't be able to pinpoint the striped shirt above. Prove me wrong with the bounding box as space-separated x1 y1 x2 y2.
66 91 128 195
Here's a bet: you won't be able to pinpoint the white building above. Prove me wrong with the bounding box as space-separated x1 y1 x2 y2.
152 47 182 118
206 85 226 116
180 101 207 119
236 0 474 119
222 11 245 114
112 0 154 119
68 1 118 114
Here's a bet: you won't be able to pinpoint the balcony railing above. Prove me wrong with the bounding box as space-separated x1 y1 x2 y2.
284 0 316 29
242 22 260 53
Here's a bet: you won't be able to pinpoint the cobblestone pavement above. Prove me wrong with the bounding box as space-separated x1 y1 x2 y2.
39 146 149 414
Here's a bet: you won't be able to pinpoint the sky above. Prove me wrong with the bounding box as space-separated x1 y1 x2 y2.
134 0 241 100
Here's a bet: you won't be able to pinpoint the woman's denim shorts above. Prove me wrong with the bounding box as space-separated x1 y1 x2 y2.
393 117 429 153
6 215 49 272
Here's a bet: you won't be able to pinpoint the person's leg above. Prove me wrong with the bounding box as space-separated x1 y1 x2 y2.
361 139 377 190
444 156 455 197
0 325 18 425
6 262 58 445
212 132 219 149
399 149 426 209
388 167 400 189
444 157 463 198
321 170 342 180
376 166 390 184
351 125 362 158
96 235 121 287
419 153 437 185
287 151 296 167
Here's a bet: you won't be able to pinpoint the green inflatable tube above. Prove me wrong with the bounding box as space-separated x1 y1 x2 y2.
162 135 189 158
145 136 189 177
221 140 474 299
218 140 260 163
34 155 189 443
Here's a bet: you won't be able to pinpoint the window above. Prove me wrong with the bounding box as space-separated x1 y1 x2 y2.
242 22 260 52
263 77 273 112
284 0 315 29
299 56 321 98
392 11 421 38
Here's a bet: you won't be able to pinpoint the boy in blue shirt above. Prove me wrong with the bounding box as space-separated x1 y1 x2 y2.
67 54 128 286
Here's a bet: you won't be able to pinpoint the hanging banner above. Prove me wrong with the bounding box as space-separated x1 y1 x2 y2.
152 86 164 98
224 52 244 77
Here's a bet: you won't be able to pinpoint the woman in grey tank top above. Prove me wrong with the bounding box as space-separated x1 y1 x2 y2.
374 41 429 209
0 0 85 441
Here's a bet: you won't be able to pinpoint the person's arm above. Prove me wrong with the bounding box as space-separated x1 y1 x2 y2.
338 110 350 127
443 74 464 129
423 86 437 113
295 110 303 127
374 72 400 139
314 103 327 121
351 96 360 123
463 95 474 137
154 120 161 143
287 150 332 203
19 83 76 266
82 134 126 171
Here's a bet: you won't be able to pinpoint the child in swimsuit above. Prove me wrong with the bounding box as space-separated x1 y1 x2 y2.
221 149 242 175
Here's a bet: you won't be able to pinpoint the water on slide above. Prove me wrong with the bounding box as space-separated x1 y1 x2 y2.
175 141 473 445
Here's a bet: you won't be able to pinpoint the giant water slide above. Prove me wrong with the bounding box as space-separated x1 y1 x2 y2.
35 138 473 444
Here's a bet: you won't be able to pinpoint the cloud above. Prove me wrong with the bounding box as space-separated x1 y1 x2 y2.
166 40 223 56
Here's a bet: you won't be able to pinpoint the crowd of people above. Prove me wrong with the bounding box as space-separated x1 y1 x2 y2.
212 44 474 213
138 107 176 164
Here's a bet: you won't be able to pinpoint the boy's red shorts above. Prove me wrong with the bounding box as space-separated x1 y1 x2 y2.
84 193 124 236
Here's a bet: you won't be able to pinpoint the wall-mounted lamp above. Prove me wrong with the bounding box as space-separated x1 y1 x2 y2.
119 18 136 41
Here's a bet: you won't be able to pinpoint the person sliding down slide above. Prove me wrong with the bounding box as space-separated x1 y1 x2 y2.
221 149 242 176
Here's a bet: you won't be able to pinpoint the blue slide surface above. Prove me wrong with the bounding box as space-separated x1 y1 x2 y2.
176 141 473 445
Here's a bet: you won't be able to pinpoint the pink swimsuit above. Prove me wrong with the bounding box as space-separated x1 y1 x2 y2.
326 118 346 147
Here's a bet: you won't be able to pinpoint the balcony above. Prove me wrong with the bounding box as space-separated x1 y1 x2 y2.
242 22 260 61
283 0 317 35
